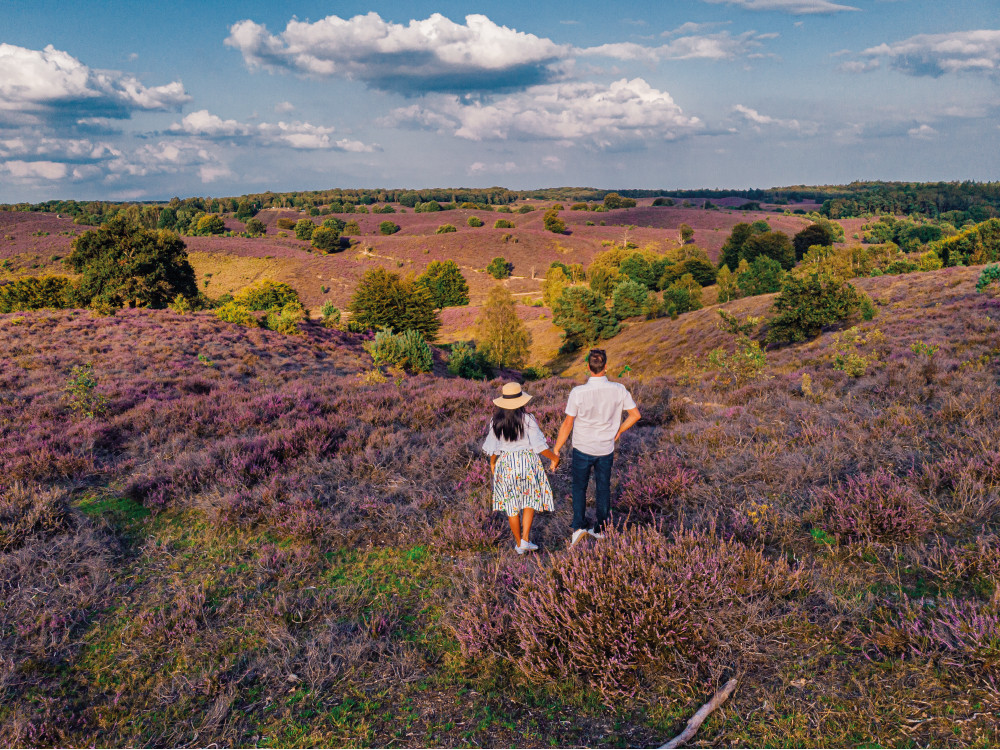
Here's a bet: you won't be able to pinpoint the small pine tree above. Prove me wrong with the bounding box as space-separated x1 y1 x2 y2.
553 286 620 349
415 260 470 308
611 277 651 319
311 225 341 253
379 221 401 235
766 273 863 344
543 209 566 234
487 256 512 279
348 267 441 340
474 285 532 368
294 218 315 240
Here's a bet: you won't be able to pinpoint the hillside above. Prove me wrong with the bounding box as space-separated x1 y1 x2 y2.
2 262 999 747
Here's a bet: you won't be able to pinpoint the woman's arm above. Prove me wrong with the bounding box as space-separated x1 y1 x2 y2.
490 454 497 475
540 448 560 471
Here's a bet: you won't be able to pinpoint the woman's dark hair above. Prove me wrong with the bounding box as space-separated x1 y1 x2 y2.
493 405 526 442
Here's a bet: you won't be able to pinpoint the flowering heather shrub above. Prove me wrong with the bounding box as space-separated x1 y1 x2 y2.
864 596 1000 669
510 525 809 700
449 555 528 659
615 452 699 515
819 468 931 544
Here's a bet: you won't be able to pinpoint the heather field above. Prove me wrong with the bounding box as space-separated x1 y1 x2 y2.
3 263 1000 747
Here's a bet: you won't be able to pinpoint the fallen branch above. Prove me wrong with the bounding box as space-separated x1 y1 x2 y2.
660 678 738 749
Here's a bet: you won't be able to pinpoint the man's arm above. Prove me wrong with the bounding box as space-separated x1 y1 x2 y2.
553 415 575 456
615 407 641 442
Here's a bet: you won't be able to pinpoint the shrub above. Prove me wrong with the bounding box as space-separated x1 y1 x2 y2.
486 256 512 280
652 197 674 206
233 279 301 311
415 260 470 308
602 192 635 210
766 273 863 344
373 204 396 214
447 341 492 380
66 216 197 310
616 454 699 514
932 217 1000 266
379 221 401 236
679 223 694 243
348 267 441 340
619 253 656 289
311 225 341 253
474 286 532 368
320 301 341 327
715 265 739 304
976 264 1000 292
706 314 767 387
662 274 702 316
0 275 75 313
737 256 785 296
677 258 717 287
415 200 442 213
553 286 620 348
742 231 795 270
570 202 588 211
294 219 315 240
435 224 457 234
195 214 226 235
467 216 484 228
169 294 192 314
214 302 260 328
819 469 931 544
264 302 306 335
611 278 650 319
522 364 552 380
542 265 570 308
244 217 266 236
517 205 534 214
366 328 433 373
343 220 360 235
63 363 107 418
793 223 834 260
493 219 515 229
276 217 297 230
543 209 566 234
917 250 943 271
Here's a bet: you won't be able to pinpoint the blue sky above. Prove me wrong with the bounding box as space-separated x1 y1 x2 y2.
1 0 998 201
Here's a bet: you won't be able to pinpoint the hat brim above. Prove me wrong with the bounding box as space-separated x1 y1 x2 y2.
493 393 532 409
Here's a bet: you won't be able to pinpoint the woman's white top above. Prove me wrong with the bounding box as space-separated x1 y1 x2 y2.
482 414 549 455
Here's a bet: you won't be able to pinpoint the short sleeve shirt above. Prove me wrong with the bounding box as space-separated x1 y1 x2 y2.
565 376 637 457
482 413 549 456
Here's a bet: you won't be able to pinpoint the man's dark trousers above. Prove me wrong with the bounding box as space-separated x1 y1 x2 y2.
570 448 614 532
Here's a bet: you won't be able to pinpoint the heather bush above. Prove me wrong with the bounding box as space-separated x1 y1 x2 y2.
766 273 863 344
511 525 808 700
232 279 301 311
486 256 512 279
616 453 699 515
819 468 931 544
365 328 433 373
0 275 75 313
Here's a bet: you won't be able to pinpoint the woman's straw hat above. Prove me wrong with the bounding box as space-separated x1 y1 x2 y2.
493 382 532 409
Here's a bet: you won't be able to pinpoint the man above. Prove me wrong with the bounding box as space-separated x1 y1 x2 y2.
553 348 641 545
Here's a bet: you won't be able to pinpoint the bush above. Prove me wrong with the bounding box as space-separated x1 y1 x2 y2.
366 328 433 373
214 301 260 328
415 260 470 308
652 197 674 206
619 253 656 289
264 302 306 335
737 256 785 296
447 341 492 380
522 364 552 380
742 231 795 270
553 286 620 347
373 204 396 214
602 192 635 210
415 200 442 213
343 220 360 235
276 217 297 230
195 214 226 236
662 274 702 317
63 363 107 418
917 250 943 271
244 217 266 236
379 221 401 235
474 286 532 368
820 469 931 544
66 216 197 310
589 265 624 297
611 278 650 319
486 256 512 280
543 209 566 234
348 267 441 340
677 258 717 287
467 216 484 228
435 224 457 234
679 223 694 244
542 265 570 308
976 263 1000 292
766 273 863 344
294 219 315 240
517 205 534 214
233 279 301 311
0 275 75 313
320 301 341 327
493 219 515 229
311 225 341 253
793 223 834 260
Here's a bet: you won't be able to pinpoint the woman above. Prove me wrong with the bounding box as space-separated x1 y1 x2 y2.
482 382 559 554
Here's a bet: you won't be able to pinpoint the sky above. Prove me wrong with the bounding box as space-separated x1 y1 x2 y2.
1 0 998 202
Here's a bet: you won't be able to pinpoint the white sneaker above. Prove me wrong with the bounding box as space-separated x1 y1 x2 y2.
515 544 527 555
588 528 604 540
519 539 539 551
570 529 588 547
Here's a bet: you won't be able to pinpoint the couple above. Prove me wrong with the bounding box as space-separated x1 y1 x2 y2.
481 349 641 554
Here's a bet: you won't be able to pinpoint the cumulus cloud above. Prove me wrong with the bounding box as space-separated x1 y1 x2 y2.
274 100 295 113
384 78 701 147
0 160 69 180
734 104 807 130
581 31 776 62
701 0 859 13
225 12 567 93
908 124 938 139
0 43 189 126
851 29 1000 77
168 109 377 151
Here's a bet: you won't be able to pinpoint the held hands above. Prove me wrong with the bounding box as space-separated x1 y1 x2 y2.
549 456 560 472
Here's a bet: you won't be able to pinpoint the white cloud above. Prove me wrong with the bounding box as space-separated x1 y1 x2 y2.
662 21 731 36
274 100 295 113
168 109 377 151
734 104 803 129
581 31 775 62
0 43 189 124
468 160 519 174
908 124 938 139
0 160 69 180
225 12 567 93
701 0 859 13
387 78 702 147
853 29 1000 77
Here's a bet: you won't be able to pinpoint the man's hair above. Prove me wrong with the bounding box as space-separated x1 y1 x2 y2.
587 348 607 374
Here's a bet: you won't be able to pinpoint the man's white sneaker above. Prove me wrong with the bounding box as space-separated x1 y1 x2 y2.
588 528 604 540
519 539 539 552
570 529 588 547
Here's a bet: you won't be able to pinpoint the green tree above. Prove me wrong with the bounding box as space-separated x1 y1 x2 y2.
474 285 532 368
543 209 566 234
766 273 863 344
619 253 656 289
195 214 226 235
244 217 266 236
793 223 834 260
467 216 484 227
553 286 620 349
379 220 401 235
294 218 315 240
663 273 703 316
0 275 75 313
611 277 650 319
542 265 570 307
487 256 511 279
719 222 766 270
737 256 785 296
603 192 636 210
156 207 177 230
311 225 342 253
589 265 623 297
679 223 694 244
415 260 470 308
66 217 198 309
742 231 796 270
348 267 441 340
716 265 739 304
